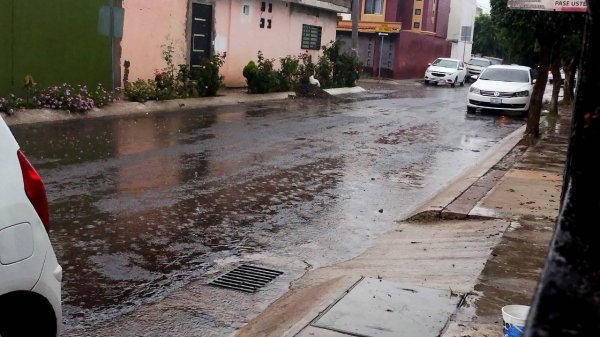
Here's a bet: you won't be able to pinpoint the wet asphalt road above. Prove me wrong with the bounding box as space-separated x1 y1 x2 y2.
10 81 524 334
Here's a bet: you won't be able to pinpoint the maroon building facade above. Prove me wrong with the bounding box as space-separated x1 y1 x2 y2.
337 0 452 79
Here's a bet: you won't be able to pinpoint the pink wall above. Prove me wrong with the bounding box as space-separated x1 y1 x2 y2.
121 0 188 82
121 0 340 87
393 30 451 79
215 1 338 87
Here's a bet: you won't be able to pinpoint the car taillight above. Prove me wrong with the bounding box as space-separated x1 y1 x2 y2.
17 150 50 232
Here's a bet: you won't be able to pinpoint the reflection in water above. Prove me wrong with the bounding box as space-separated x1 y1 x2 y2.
113 117 183 195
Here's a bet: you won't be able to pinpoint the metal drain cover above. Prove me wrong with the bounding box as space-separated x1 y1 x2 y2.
209 265 283 293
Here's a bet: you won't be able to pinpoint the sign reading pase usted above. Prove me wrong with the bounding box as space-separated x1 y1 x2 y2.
507 0 587 12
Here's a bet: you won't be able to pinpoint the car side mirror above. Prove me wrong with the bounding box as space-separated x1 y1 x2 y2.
428 63 432 66
532 79 537 84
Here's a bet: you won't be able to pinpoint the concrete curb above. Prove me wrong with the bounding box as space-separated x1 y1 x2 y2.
2 86 365 126
323 87 367 95
402 124 526 222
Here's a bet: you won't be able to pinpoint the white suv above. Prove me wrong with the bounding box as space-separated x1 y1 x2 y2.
466 57 492 80
0 118 62 336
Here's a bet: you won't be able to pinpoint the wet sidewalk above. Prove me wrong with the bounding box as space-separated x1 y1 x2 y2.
233 106 571 337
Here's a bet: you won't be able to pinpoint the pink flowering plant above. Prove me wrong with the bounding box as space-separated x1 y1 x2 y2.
36 83 96 113
0 94 24 115
1 82 117 115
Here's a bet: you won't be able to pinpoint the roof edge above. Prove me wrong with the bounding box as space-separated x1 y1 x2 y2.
282 0 351 13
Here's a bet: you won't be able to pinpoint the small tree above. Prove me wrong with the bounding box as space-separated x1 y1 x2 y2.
491 0 584 142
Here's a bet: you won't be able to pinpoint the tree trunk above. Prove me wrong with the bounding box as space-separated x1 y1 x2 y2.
550 55 562 115
525 42 551 143
562 54 579 104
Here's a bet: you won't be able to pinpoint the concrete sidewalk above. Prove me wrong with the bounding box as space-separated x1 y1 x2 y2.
233 108 570 337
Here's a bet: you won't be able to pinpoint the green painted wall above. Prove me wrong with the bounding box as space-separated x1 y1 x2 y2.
0 0 112 95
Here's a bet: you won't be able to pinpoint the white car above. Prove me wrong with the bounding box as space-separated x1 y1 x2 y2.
467 65 535 116
466 57 492 80
424 58 467 87
0 118 62 336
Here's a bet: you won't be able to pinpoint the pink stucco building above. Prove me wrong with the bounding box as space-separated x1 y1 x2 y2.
121 0 351 87
337 0 460 79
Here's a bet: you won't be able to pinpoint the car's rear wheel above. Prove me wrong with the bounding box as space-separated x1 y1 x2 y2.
460 78 465 87
0 292 57 337
424 80 429 85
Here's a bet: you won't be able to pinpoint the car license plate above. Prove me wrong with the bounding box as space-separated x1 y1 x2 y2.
490 98 502 104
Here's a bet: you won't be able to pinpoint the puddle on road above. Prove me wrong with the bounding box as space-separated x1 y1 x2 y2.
54 157 343 330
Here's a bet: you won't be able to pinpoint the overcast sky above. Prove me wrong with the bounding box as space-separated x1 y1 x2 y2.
477 0 491 13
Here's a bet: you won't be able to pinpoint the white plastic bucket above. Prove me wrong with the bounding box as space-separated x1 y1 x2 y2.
502 305 530 337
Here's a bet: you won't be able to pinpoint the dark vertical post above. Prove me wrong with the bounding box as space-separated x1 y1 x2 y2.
109 0 115 89
10 0 15 87
523 2 600 336
352 0 359 57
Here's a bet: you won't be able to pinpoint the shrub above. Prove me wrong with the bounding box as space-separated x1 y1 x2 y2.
321 40 361 88
177 64 195 98
124 79 156 102
91 83 117 107
243 51 279 93
0 94 23 115
193 53 225 97
277 56 300 91
154 44 177 100
297 52 316 85
316 55 333 89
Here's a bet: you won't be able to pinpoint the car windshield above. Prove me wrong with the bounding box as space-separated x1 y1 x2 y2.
479 68 530 83
432 59 458 69
468 59 490 67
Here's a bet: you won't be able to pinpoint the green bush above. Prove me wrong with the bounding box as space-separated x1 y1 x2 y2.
243 51 280 93
193 53 225 97
321 40 361 88
242 44 359 94
297 52 316 85
277 56 300 91
124 79 156 102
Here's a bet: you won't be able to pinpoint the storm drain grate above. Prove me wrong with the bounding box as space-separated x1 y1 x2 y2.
209 265 284 293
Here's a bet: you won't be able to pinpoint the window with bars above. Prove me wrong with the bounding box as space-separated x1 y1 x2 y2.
364 0 384 14
301 24 322 50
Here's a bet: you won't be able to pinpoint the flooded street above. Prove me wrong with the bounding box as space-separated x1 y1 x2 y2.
10 81 524 335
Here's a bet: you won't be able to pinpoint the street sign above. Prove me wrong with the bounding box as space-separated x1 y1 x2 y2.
507 0 587 12
378 32 388 36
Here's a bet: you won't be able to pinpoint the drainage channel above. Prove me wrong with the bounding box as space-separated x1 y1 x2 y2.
209 265 284 293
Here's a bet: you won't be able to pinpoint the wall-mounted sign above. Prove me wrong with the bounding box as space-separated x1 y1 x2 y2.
507 0 587 12
376 24 393 33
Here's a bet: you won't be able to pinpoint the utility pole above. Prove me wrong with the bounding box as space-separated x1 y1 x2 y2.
378 33 387 78
351 0 359 57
